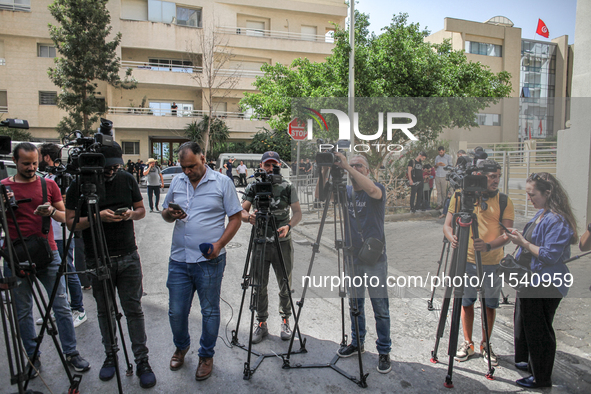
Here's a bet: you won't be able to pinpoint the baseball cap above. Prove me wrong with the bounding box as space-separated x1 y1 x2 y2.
99 142 125 167
261 151 281 164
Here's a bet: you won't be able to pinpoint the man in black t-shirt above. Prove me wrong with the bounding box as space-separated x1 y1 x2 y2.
65 143 156 389
407 151 426 213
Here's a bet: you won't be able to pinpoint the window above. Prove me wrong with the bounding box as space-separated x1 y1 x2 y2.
39 91 57 105
476 113 501 126
149 101 193 117
0 40 5 66
38 44 57 58
122 141 140 155
465 41 502 57
147 0 175 24
95 97 106 113
246 21 265 37
0 0 31 12
176 6 201 28
0 91 7 112
301 26 317 42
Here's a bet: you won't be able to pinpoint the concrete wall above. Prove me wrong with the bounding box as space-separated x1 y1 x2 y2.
557 0 591 233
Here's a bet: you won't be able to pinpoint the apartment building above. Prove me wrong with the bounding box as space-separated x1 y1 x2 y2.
0 0 346 162
426 16 571 146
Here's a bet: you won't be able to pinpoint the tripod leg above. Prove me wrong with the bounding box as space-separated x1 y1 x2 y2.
232 226 256 346
428 238 450 311
471 219 495 380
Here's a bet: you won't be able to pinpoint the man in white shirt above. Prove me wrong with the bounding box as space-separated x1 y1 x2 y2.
434 146 452 209
236 160 248 187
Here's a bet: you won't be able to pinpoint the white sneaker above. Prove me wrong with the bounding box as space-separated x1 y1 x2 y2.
36 313 55 325
72 310 88 328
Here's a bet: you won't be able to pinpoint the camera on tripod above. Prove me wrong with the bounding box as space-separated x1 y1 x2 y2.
445 148 493 194
315 139 350 167
252 166 282 208
63 118 115 182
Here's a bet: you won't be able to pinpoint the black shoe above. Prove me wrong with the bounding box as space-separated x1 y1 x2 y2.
66 353 90 372
515 361 529 371
136 360 157 389
516 375 552 388
99 354 117 381
377 354 391 373
337 343 364 358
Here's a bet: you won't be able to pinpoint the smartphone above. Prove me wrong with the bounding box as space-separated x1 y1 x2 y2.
168 203 186 215
498 221 512 233
114 207 128 215
37 203 51 212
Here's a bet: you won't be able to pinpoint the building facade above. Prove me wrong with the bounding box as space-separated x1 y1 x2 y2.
0 0 346 162
426 16 571 148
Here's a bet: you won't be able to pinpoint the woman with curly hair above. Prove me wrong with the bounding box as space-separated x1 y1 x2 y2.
506 172 578 388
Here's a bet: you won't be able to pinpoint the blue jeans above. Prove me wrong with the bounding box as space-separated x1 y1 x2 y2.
167 255 226 358
348 259 391 355
55 239 84 312
7 250 78 356
90 250 149 363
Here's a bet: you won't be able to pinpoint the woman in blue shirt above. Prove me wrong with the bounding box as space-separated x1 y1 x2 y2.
506 172 578 389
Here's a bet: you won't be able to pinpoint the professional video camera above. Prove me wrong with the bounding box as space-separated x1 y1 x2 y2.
62 118 115 181
445 147 493 194
251 166 282 208
315 139 350 167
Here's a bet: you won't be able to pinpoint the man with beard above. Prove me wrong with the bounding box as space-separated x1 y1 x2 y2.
65 142 156 389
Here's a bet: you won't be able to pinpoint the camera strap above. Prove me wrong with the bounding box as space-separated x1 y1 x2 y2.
40 176 50 235
348 187 365 243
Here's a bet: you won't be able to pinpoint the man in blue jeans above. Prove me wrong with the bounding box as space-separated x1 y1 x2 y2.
2 142 90 376
317 153 392 374
162 141 242 381
66 142 156 389
39 142 87 328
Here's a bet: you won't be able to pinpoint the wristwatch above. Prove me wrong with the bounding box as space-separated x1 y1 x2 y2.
485 243 492 252
287 223 292 232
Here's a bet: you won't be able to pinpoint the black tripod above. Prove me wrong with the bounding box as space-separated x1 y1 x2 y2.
230 196 306 380
429 191 495 387
282 166 368 388
0 182 82 394
427 237 451 311
66 178 135 394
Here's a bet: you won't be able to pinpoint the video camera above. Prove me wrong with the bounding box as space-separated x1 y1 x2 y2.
62 118 114 178
315 139 350 167
446 147 492 194
252 166 282 209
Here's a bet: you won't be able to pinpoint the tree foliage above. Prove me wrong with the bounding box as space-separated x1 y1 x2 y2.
240 12 513 164
48 0 136 137
248 128 292 160
0 122 32 142
184 115 230 158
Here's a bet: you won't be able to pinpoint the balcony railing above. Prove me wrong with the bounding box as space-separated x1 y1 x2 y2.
217 26 333 43
107 107 267 120
120 61 264 78
0 106 8 113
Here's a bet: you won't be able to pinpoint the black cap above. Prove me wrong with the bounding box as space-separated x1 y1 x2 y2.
99 142 124 167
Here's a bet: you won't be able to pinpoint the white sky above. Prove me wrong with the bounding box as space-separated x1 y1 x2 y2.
354 0 577 44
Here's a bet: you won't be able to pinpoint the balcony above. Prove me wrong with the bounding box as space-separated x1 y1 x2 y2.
107 107 267 135
0 106 7 113
217 26 335 55
120 61 262 90
0 0 31 12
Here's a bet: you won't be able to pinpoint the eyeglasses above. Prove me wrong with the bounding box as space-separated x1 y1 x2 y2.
351 163 366 169
104 165 121 173
480 195 489 211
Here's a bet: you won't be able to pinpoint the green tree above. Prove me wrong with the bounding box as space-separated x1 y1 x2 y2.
248 128 292 160
0 117 32 141
48 0 136 137
184 115 230 158
240 12 512 166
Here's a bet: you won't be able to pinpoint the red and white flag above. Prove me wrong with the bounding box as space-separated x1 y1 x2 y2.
536 19 549 38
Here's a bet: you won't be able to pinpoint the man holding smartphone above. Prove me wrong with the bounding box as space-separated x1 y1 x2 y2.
65 142 156 389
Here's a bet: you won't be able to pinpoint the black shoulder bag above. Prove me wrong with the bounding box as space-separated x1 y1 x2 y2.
10 177 54 271
350 188 384 265
496 220 537 291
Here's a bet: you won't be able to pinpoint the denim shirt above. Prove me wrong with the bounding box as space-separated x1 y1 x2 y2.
163 167 242 263
515 210 573 296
